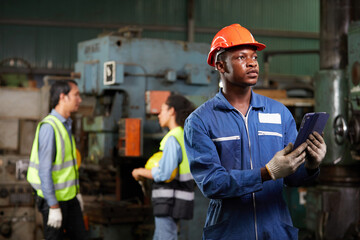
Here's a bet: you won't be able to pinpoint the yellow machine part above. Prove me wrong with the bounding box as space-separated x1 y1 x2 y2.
145 151 177 183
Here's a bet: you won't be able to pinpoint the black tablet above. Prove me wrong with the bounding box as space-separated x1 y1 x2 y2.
293 112 329 149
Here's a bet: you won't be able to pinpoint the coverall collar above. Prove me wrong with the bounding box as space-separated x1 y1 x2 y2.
214 88 265 111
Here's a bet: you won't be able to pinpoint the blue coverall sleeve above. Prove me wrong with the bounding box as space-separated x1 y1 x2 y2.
184 115 263 199
152 136 182 182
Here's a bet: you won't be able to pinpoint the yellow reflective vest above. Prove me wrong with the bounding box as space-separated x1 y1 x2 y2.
152 126 195 220
27 115 79 201
158 126 192 179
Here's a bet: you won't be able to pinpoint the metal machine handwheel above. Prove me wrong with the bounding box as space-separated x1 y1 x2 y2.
333 115 348 145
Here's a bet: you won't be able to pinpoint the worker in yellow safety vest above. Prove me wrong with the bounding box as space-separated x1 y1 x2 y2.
27 80 88 240
132 94 195 240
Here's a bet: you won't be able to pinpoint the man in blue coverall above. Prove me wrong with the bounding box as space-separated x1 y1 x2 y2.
184 24 327 240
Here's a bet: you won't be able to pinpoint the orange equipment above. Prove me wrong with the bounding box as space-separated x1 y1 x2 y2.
118 118 142 157
207 23 267 67
76 149 82 168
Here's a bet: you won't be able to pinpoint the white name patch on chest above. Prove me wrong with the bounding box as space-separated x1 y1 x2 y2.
258 113 281 124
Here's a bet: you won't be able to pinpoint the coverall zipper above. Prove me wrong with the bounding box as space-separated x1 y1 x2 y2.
238 106 258 240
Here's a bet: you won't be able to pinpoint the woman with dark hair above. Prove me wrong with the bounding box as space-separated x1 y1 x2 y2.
132 93 195 240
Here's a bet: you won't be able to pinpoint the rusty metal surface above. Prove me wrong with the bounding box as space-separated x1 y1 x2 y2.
318 165 360 185
0 155 37 239
84 199 152 224
0 119 19 151
306 186 360 240
0 87 42 120
0 207 37 240
145 91 171 115
320 0 351 70
315 70 352 165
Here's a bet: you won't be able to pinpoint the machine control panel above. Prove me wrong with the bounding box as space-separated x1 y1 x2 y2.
0 156 33 207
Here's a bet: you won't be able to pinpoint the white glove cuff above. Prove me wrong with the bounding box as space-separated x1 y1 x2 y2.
265 162 279 180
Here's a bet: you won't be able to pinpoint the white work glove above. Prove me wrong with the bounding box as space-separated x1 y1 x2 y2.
265 142 307 180
76 193 84 212
305 132 327 169
47 208 62 228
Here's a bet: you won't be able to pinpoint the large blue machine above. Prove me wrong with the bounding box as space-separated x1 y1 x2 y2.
74 31 218 161
73 30 218 239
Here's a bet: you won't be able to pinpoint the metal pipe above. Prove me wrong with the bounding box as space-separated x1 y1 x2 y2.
187 0 195 42
0 19 320 40
320 0 351 70
0 66 73 75
124 72 187 80
262 50 319 87
263 50 320 62
351 0 360 21
42 75 77 87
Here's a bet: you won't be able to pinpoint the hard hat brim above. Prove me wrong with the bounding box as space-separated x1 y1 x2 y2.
207 42 266 67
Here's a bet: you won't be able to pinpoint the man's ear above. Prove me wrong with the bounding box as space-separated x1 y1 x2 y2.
59 93 67 102
215 61 226 73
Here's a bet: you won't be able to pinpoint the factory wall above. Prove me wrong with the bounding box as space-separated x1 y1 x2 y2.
0 0 319 77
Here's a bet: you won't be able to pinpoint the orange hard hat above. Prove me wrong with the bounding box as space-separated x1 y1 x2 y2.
207 24 266 67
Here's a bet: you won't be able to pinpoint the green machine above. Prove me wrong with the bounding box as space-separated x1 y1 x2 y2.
302 1 360 239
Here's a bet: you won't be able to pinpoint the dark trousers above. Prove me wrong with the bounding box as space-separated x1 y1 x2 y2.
36 196 88 240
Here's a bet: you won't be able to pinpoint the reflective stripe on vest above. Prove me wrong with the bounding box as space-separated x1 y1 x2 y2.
179 173 193 182
152 189 195 201
28 159 76 172
152 126 195 219
30 179 78 191
27 114 79 201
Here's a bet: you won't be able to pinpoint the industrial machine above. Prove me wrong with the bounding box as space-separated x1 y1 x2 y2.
9 8 360 238
334 21 360 162
73 29 219 239
0 86 49 240
0 28 218 239
304 1 360 239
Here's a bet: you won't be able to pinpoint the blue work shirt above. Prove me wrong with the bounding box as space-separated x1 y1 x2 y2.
184 89 319 240
38 109 73 207
152 136 182 182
